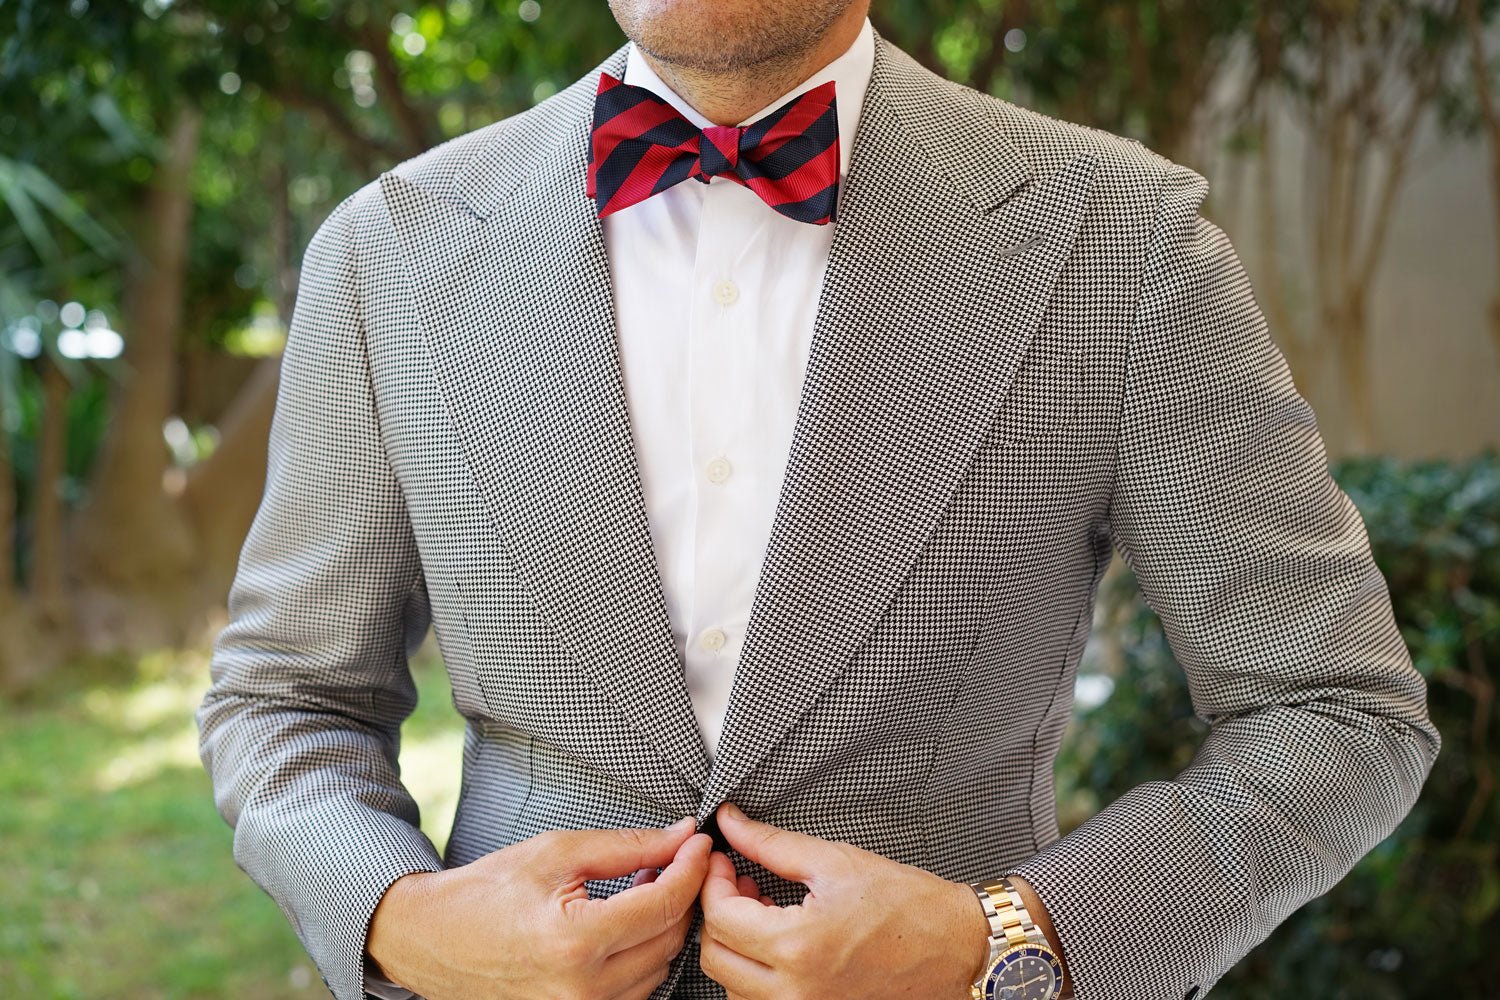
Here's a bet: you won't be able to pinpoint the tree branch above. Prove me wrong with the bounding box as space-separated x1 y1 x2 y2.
358 22 434 158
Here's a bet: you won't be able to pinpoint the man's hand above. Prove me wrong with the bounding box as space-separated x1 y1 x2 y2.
366 817 712 1000
696 802 996 1000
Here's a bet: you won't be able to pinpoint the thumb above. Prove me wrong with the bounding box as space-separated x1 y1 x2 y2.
714 802 838 887
546 817 697 883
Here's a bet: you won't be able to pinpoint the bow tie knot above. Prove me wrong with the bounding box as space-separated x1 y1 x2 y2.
586 71 841 225
697 124 743 178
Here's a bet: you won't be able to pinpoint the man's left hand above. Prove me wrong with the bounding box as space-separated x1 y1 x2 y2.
697 801 991 1000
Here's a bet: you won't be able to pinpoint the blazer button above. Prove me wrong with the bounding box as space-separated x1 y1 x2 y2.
698 811 733 854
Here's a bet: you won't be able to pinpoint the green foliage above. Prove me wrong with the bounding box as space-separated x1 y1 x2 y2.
872 0 1260 158
0 644 463 996
1062 450 1500 997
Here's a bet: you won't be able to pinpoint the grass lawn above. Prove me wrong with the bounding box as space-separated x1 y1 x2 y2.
0 635 466 998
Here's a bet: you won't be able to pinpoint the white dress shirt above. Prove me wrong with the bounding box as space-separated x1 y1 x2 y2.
365 19 876 998
606 17 875 765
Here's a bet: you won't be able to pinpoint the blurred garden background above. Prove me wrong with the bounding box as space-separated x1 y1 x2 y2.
2 0 1498 996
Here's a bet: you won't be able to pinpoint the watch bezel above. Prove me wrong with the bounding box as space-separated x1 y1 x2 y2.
977 940 1064 1000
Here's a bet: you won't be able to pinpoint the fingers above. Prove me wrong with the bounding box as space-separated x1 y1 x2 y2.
699 848 742 908
599 903 694 997
731 865 772 906
631 866 660 888
699 926 777 999
550 817 698 883
589 832 713 953
699 850 786 962
714 802 833 886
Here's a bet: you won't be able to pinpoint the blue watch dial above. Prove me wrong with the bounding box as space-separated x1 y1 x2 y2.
981 944 1062 1000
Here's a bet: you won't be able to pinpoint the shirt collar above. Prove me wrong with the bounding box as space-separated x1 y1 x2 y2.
620 16 875 180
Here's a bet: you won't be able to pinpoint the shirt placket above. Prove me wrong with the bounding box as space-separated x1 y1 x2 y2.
684 179 764 760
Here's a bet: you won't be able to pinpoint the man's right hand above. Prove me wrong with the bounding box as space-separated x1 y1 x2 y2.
365 817 712 1000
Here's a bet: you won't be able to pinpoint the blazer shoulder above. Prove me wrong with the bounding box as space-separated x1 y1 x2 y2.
336 64 598 228
877 37 1190 213
986 90 1187 194
890 39 1188 195
342 108 529 222
977 86 1216 234
320 117 505 236
387 115 519 191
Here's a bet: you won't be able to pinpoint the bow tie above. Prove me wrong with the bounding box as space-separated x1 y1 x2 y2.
585 71 840 225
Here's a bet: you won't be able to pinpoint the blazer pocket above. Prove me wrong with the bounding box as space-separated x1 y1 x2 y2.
978 340 1083 448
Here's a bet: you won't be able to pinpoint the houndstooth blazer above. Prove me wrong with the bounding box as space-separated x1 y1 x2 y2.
195 24 1442 1000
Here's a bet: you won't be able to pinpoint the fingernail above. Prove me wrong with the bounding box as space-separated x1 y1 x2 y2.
667 816 695 832
721 802 743 819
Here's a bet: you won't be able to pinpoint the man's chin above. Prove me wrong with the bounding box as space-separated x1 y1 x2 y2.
609 0 852 75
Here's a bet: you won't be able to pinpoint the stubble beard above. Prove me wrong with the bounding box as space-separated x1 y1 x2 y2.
608 0 856 77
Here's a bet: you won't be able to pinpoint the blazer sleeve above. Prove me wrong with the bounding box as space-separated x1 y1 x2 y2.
1000 161 1442 1000
195 192 446 1000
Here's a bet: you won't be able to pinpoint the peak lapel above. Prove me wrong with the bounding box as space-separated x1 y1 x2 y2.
379 43 711 807
697 31 1101 819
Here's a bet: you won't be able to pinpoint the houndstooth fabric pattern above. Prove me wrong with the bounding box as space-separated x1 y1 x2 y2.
195 25 1441 1000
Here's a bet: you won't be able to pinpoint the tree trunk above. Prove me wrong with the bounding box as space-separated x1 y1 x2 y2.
1462 0 1500 370
66 106 203 651
177 123 297 606
31 353 70 628
1332 295 1375 458
0 387 14 611
178 354 281 600
1254 100 1321 400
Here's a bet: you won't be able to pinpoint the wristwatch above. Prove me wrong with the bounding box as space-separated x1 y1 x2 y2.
968 876 1064 1000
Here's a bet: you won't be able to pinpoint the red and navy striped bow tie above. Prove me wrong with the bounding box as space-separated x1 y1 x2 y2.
585 72 840 225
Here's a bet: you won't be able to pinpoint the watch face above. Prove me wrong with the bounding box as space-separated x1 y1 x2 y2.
982 944 1062 1000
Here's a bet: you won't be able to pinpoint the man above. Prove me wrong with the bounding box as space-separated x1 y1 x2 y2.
195 0 1442 998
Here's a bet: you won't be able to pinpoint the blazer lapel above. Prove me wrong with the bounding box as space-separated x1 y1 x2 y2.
696 31 1101 818
378 42 712 808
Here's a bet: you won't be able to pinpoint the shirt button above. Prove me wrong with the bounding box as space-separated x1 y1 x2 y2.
705 456 732 484
712 279 740 306
700 627 727 652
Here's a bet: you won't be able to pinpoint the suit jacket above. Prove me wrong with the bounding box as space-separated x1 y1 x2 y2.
195 25 1442 1000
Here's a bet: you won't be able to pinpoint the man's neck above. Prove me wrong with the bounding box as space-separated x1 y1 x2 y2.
633 6 867 126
